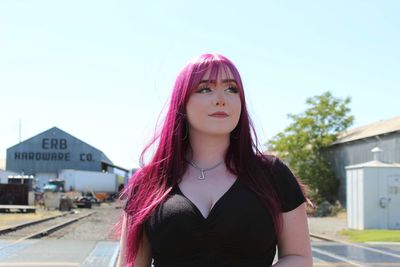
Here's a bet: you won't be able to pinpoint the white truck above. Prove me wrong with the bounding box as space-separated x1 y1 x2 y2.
58 169 118 194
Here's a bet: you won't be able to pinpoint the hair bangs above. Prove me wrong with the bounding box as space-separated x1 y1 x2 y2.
185 56 244 99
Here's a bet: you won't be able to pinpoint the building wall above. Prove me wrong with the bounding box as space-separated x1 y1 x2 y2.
327 131 400 205
6 127 105 175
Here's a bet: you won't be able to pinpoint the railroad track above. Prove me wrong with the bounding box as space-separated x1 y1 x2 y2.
0 212 68 236
0 211 95 249
310 232 400 266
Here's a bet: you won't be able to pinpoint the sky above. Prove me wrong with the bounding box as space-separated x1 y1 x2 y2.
1 1 399 169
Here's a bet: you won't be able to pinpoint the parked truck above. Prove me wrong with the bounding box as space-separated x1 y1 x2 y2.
42 178 73 211
58 169 118 194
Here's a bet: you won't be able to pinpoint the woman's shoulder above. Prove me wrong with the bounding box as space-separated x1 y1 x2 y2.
255 154 296 182
259 155 306 212
254 153 287 171
242 153 305 212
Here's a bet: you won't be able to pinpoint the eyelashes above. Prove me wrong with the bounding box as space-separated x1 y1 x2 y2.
196 87 212 94
226 86 239 93
195 86 239 94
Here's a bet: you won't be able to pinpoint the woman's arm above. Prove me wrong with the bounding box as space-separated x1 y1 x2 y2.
273 203 313 267
116 213 153 267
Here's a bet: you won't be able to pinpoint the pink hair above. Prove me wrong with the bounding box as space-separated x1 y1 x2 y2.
119 54 285 266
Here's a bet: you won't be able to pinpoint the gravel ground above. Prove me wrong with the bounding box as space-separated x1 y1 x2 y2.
308 212 349 241
48 202 123 241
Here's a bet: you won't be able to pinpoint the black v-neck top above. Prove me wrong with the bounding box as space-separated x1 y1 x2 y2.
143 159 305 267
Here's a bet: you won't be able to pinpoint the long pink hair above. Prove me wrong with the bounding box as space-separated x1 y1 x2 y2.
120 54 286 266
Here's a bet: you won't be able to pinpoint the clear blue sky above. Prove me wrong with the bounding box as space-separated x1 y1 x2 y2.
1 1 399 168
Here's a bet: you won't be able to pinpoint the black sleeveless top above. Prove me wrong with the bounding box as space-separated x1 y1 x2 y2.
143 159 306 267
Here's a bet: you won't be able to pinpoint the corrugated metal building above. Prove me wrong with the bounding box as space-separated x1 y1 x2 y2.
6 127 119 190
327 116 400 206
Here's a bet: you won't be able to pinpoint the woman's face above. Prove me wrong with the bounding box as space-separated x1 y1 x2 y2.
186 67 241 138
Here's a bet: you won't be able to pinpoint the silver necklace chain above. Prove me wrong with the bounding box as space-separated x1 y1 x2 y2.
188 160 224 180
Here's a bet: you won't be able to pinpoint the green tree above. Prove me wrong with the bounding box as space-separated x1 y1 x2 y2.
268 91 354 204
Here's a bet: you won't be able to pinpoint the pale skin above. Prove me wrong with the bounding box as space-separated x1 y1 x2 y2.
117 69 312 267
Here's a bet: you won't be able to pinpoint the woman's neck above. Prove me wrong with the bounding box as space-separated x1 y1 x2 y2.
188 133 229 167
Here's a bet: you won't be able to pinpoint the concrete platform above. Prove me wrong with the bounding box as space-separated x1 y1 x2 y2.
0 240 119 267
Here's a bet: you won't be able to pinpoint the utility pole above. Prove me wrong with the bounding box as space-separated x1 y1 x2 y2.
19 119 22 143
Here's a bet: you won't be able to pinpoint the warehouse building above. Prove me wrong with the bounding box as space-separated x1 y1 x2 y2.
6 127 126 190
327 116 400 206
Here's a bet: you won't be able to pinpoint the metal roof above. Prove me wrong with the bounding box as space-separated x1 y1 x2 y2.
333 116 400 144
345 160 400 169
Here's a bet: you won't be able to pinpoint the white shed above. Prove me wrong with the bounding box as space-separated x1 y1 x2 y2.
346 147 400 229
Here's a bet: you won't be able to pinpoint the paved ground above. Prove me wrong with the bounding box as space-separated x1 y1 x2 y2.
312 241 400 267
308 213 400 266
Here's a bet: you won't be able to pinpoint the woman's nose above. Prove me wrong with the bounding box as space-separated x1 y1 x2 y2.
214 92 226 106
216 100 225 106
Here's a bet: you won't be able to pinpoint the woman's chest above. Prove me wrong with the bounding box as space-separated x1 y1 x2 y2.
145 182 277 257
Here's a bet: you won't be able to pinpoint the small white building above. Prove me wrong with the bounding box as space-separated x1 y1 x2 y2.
346 147 400 229
328 116 400 206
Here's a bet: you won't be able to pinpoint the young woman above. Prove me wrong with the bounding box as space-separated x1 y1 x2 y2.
117 54 312 267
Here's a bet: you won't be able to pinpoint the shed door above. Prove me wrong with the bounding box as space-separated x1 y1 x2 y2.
388 175 400 229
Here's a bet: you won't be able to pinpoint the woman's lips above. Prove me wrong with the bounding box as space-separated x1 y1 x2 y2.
209 112 228 118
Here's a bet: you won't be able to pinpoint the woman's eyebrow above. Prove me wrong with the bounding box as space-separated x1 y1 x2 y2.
199 79 237 85
222 79 237 84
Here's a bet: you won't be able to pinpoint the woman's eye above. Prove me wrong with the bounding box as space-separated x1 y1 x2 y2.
196 87 211 93
226 86 239 93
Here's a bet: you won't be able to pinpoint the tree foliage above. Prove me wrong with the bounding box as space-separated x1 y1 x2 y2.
267 91 354 204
